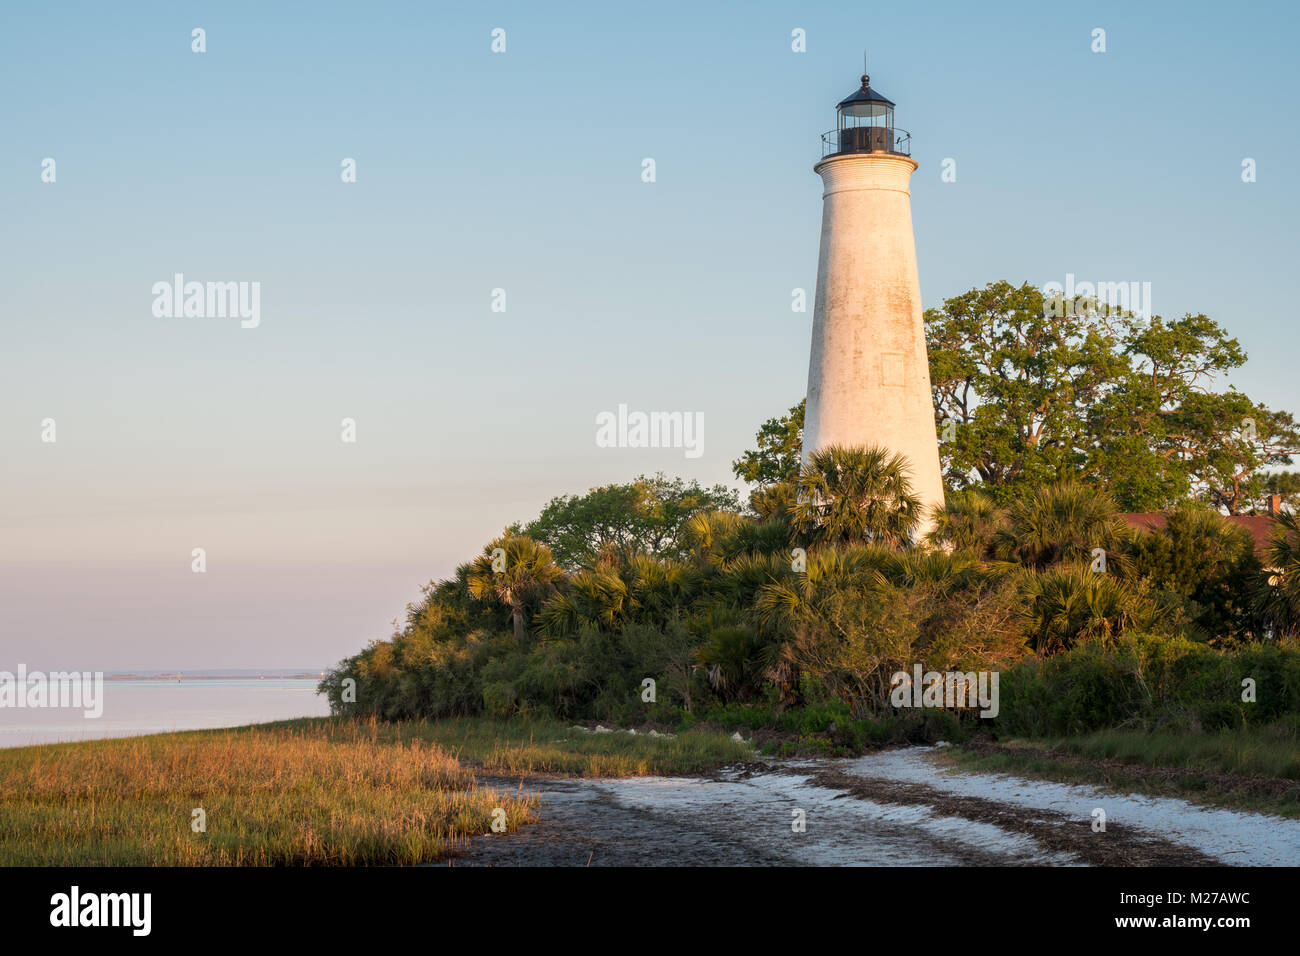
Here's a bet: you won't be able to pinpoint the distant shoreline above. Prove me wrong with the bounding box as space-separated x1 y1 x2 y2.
101 674 324 682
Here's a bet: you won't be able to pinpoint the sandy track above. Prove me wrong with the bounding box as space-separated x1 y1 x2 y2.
450 743 1292 866
836 746 1300 867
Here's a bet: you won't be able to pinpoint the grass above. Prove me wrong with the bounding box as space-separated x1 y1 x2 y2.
1054 722 1300 778
942 720 1300 818
0 715 750 865
342 715 755 777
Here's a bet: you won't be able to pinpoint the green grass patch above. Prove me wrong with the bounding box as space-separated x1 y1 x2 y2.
1048 721 1300 779
944 720 1300 818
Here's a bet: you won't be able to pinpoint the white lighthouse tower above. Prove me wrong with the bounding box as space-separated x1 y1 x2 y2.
801 73 946 537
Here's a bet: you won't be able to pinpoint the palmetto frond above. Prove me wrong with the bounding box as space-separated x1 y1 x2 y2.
792 444 921 546
1256 510 1300 636
926 488 1005 556
1018 565 1151 654
992 482 1130 570
537 567 627 636
464 534 564 640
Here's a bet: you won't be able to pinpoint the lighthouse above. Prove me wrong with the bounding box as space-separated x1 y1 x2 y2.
800 73 946 538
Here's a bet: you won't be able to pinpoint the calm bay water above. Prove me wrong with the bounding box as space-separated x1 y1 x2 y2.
0 679 332 748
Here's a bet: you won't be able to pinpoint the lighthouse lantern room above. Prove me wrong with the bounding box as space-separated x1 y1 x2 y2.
823 75 910 157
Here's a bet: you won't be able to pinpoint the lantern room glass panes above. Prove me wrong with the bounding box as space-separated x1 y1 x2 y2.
822 75 909 157
839 101 893 123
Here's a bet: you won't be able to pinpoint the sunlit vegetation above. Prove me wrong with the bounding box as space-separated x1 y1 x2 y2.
0 718 536 866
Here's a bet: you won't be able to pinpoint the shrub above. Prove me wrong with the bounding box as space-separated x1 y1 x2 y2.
991 635 1300 736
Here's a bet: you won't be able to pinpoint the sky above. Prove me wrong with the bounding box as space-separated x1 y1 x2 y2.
2 0 1297 671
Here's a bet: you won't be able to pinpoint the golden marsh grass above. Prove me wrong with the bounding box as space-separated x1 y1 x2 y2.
0 717 536 865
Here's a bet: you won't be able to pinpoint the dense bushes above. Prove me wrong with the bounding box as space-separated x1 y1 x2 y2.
991 636 1300 736
1127 503 1263 642
321 463 1299 740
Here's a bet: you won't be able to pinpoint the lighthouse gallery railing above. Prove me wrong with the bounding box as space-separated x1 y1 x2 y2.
820 127 912 158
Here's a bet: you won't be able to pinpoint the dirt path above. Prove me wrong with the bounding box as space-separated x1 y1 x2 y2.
797 765 1214 866
840 745 1300 866
446 744 1259 866
451 776 806 866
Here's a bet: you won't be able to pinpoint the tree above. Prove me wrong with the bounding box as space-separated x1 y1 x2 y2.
1019 566 1154 655
732 399 804 487
927 281 1123 497
1128 503 1262 642
926 281 1300 510
465 535 563 642
536 567 628 636
749 480 798 521
520 474 742 568
1260 472 1300 514
992 483 1131 571
695 625 771 703
926 488 1004 557
1172 398 1300 514
791 445 921 547
1256 510 1300 639
679 510 748 564
1086 312 1248 508
755 544 927 714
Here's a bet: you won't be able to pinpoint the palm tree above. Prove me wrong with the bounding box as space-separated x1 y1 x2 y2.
791 444 921 547
888 548 986 594
754 543 893 634
730 515 796 558
536 567 627 636
626 555 702 625
926 488 1004 557
695 625 770 702
680 511 747 565
993 482 1131 570
465 535 564 643
1019 566 1153 654
681 509 793 566
1257 510 1300 638
754 544 916 715
714 551 793 611
749 480 797 521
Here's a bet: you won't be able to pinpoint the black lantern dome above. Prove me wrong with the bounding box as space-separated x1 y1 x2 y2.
821 74 910 158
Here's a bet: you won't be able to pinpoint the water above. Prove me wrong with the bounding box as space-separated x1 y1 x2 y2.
0 679 331 748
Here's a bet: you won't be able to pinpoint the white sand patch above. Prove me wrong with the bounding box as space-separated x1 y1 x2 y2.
841 746 1300 867
586 771 1076 866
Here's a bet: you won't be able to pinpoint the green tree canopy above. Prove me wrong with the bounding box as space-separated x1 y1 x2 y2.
732 282 1299 514
926 280 1300 512
519 474 742 568
1261 472 1300 513
731 399 804 486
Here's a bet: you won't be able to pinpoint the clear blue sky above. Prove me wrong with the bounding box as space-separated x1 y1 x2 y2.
2 0 1297 670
